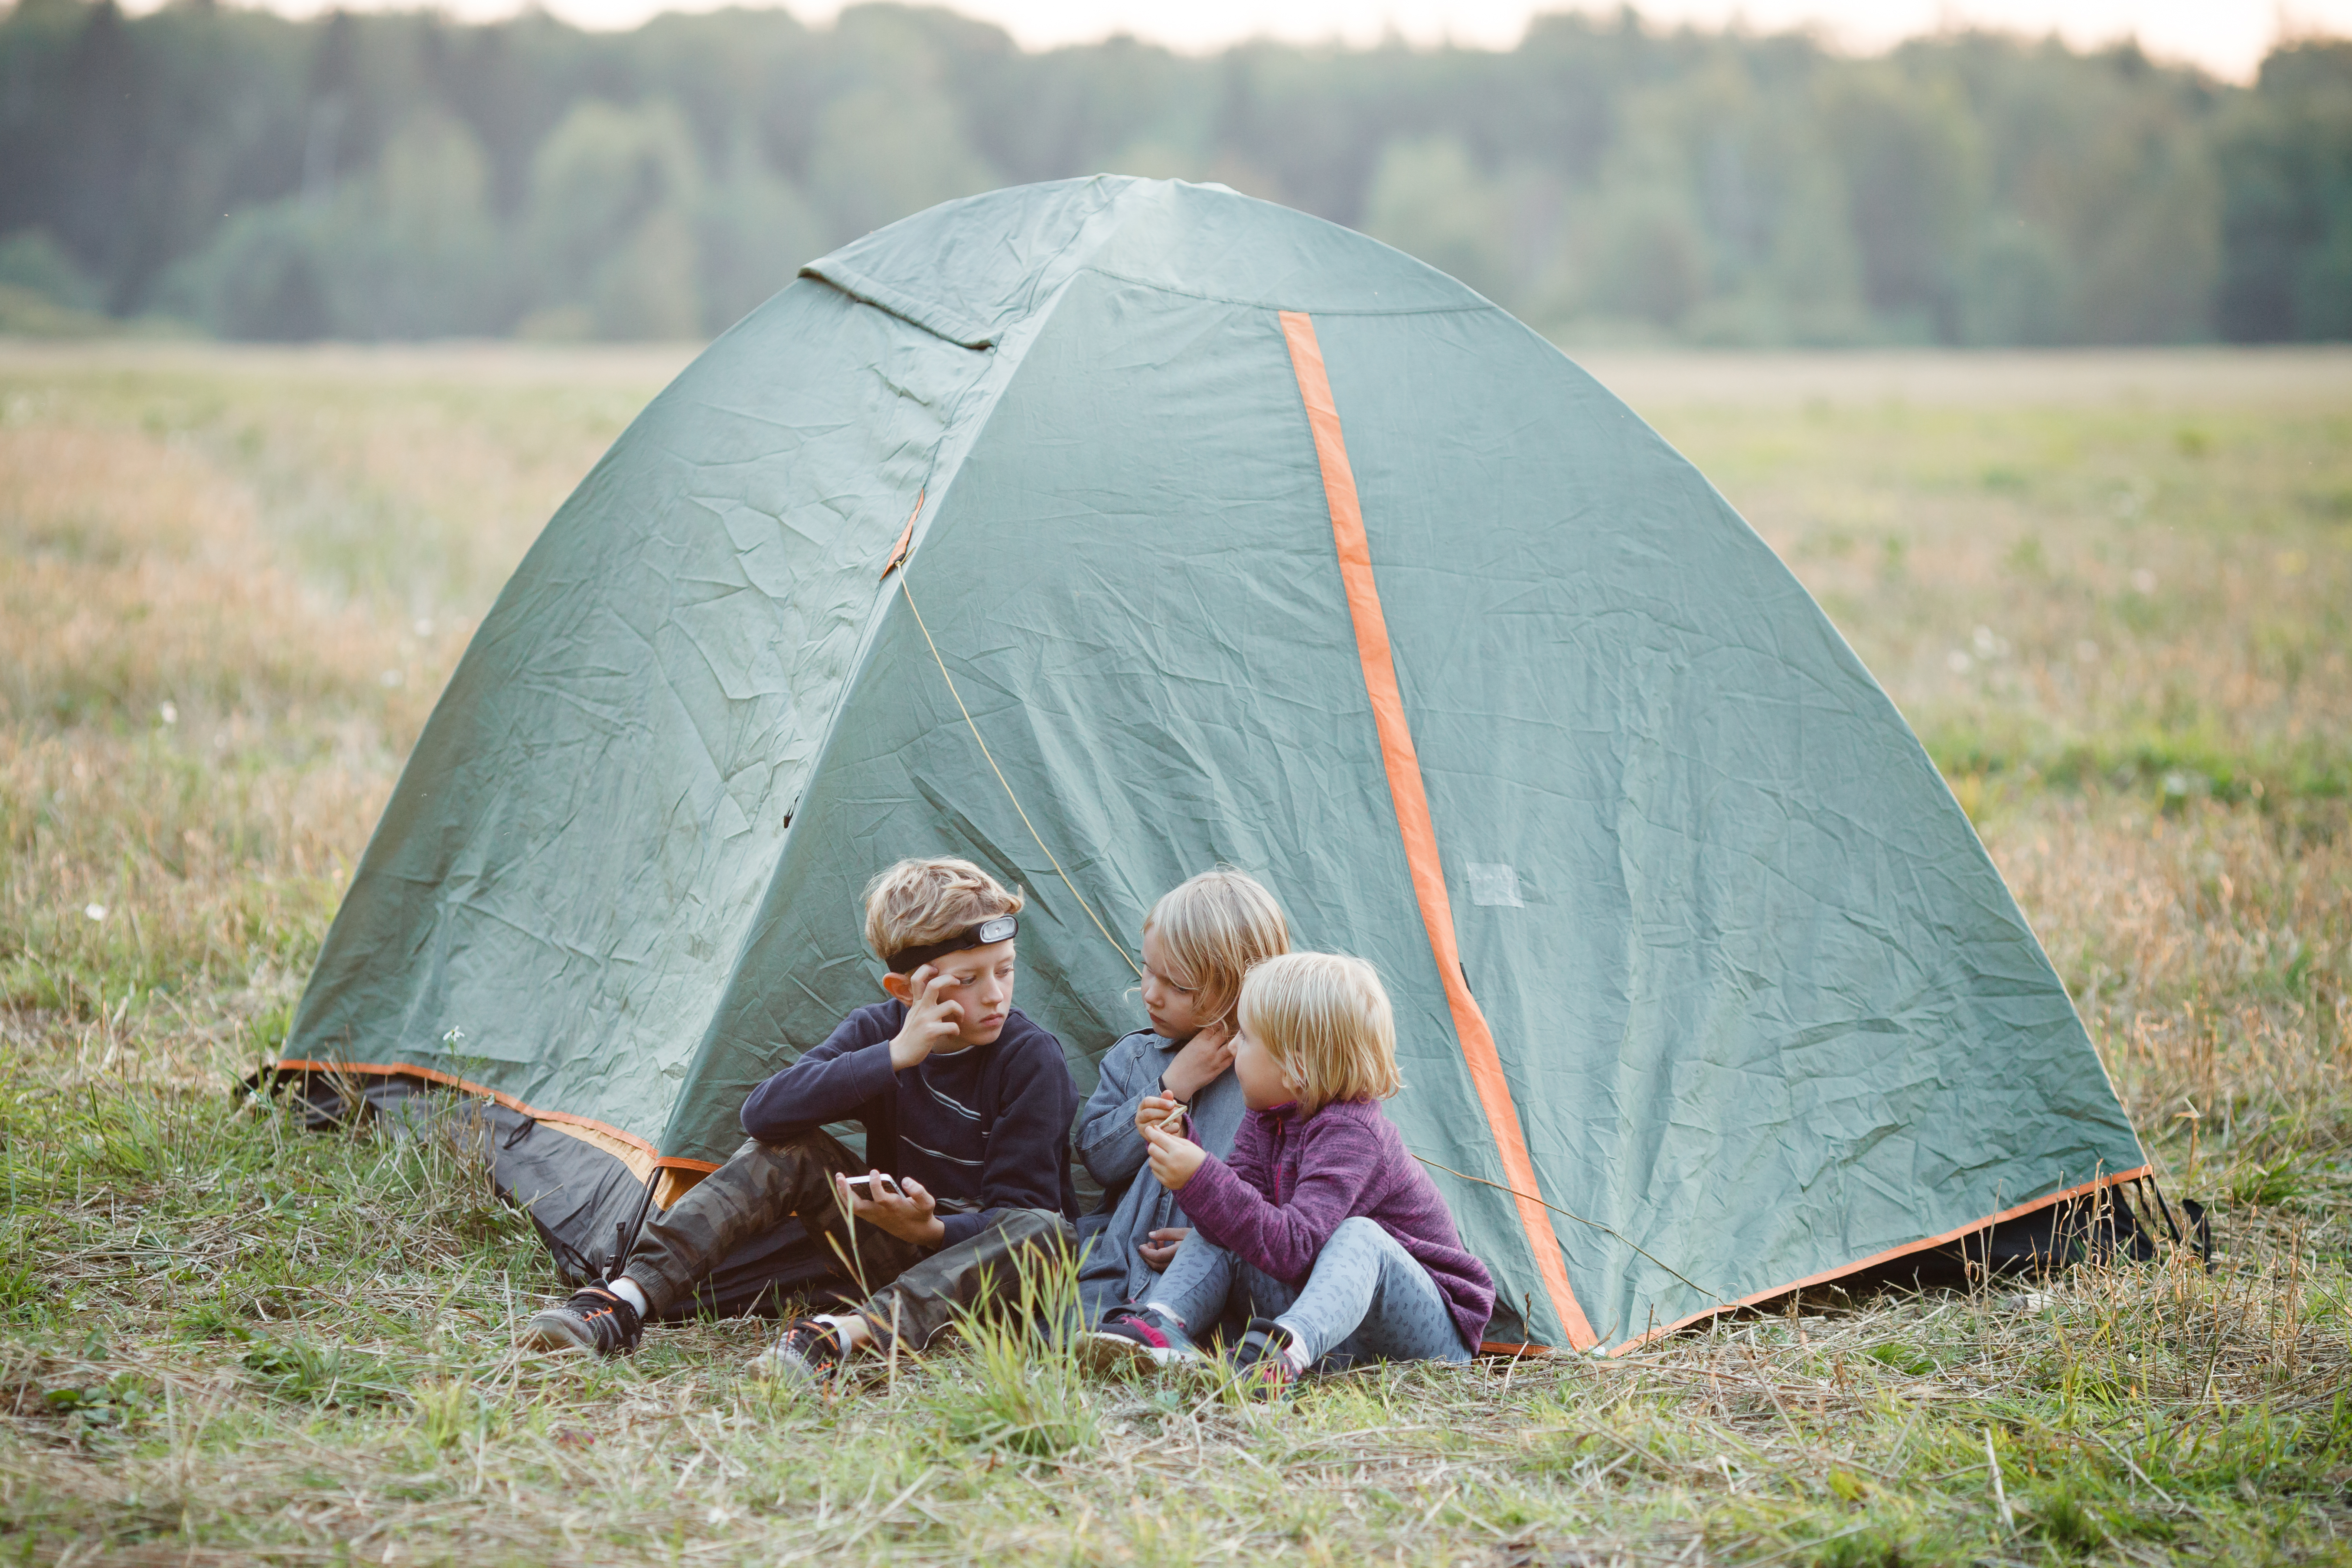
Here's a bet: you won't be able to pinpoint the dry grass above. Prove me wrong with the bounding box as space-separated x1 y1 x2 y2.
0 345 659 1081
3 342 2351 1565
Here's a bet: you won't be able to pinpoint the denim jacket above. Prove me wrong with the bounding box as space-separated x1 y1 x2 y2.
1070 1027 1247 1320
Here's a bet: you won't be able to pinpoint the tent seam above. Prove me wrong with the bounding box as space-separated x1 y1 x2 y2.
1078 262 1501 316
271 1057 722 1174
1608 1164 2156 1355
649 203 1128 1159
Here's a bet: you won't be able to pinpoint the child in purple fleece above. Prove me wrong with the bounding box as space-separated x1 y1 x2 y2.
1081 952 1493 1390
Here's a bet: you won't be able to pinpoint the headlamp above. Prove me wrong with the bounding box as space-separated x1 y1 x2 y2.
886 914 1018 974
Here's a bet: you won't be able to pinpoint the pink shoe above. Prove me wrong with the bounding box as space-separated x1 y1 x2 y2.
1078 1307 1198 1372
1228 1317 1298 1398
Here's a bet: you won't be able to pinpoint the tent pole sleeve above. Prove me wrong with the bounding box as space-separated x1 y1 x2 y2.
1277 307 1596 1353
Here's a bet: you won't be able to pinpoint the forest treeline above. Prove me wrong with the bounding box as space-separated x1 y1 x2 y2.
3 0 2349 344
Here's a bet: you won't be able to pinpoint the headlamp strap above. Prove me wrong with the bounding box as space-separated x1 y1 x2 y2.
886 913 1018 974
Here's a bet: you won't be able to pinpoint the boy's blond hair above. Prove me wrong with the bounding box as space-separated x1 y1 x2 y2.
1143 868 1290 1029
1237 952 1400 1115
863 857 1024 962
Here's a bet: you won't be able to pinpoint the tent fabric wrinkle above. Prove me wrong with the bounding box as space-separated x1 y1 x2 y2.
285 176 2149 1351
798 260 999 349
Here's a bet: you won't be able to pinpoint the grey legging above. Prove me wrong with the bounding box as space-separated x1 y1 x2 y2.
1144 1216 1473 1369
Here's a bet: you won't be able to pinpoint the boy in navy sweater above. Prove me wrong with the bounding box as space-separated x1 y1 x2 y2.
521 857 1079 1383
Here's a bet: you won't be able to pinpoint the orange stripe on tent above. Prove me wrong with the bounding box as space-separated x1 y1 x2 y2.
1277 309 1598 1353
1608 1164 2155 1355
272 1058 721 1180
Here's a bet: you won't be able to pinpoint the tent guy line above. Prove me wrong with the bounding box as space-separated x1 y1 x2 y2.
1407 1151 1732 1317
894 564 1144 980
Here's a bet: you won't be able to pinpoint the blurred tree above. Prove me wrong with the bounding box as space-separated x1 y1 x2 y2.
1 0 2337 344
343 112 512 336
807 85 998 240
1947 34 2218 342
1361 136 1517 303
698 160 825 335
0 228 100 310
2215 41 2352 341
154 111 512 339
1957 216 2078 344
1579 181 1708 328
522 98 704 338
435 18 584 218
1819 65 1984 336
158 203 333 340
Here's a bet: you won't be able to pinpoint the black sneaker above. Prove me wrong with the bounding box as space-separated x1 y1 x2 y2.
519 1285 643 1356
1228 1316 1299 1398
749 1318 848 1387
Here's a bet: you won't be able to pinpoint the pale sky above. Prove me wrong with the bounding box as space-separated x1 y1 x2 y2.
232 0 2352 82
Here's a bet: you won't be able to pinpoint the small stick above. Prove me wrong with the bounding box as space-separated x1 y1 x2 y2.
1985 1428 2014 1530
1742 1521 1875 1568
2087 1428 2178 1508
835 1467 930 1552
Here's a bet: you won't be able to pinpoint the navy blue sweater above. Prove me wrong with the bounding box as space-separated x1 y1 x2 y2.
738 1001 1079 1248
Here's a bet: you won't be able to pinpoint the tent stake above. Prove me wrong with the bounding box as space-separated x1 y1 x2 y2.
2140 1174 2185 1249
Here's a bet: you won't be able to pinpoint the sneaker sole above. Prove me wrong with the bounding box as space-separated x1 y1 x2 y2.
518 1312 600 1354
746 1352 819 1385
1077 1332 1187 1375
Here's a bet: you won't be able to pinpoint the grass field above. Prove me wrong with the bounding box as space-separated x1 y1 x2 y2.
3 340 2350 1566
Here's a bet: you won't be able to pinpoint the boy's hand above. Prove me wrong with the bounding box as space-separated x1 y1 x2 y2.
838 1170 945 1248
1159 1017 1235 1102
889 965 965 1069
1143 1122 1207 1191
1134 1094 1187 1137
1138 1226 1191 1270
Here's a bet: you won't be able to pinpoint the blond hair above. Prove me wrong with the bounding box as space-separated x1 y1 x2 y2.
1237 952 1399 1115
1142 869 1290 1028
863 857 1024 962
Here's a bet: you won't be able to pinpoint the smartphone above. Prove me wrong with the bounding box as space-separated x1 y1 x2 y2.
841 1173 901 1196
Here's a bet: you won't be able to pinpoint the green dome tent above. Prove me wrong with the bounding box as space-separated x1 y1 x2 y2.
283 175 2150 1352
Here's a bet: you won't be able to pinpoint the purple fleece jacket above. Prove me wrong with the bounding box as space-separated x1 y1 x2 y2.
1174 1097 1495 1351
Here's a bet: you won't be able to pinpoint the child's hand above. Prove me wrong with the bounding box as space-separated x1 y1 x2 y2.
889 965 965 1069
1138 1226 1191 1270
838 1170 945 1247
1143 1121 1207 1191
1134 1094 1186 1137
1160 1017 1235 1102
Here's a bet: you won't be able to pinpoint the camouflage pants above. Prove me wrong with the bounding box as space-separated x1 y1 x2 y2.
620 1128 1073 1350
